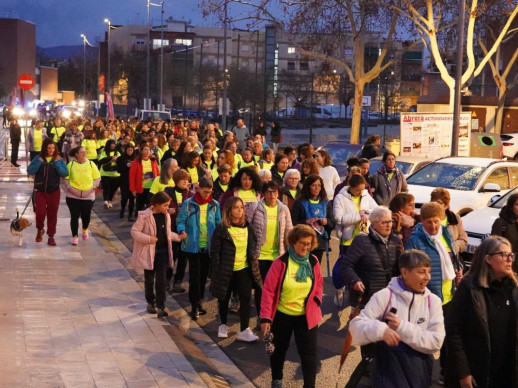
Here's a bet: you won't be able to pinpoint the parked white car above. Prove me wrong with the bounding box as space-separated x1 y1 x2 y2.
500 133 518 160
406 157 518 215
369 155 432 178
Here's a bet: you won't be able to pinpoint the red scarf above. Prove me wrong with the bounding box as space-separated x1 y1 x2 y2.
194 191 213 205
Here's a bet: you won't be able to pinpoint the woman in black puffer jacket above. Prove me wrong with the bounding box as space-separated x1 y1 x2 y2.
210 196 262 341
491 193 518 272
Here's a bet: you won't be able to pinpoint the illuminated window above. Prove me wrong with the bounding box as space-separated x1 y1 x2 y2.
175 38 192 46
153 39 169 49
287 47 295 54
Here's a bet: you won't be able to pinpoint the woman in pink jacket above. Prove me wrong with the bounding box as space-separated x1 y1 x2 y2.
131 191 185 318
260 224 324 388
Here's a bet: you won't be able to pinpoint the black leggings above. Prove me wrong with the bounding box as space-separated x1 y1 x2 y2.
101 176 120 201
253 259 273 315
119 184 135 216
219 268 252 331
144 248 169 309
185 251 210 308
65 197 94 237
271 311 318 388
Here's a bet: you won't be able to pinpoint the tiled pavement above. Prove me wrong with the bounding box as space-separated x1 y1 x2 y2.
0 181 254 388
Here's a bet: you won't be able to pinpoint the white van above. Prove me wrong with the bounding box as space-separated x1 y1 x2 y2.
137 109 171 121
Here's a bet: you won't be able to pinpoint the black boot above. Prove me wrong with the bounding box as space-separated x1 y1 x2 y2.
119 208 125 219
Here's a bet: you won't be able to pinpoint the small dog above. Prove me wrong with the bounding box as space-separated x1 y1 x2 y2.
10 210 32 246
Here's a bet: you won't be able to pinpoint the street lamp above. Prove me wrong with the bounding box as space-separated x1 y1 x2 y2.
104 18 111 95
80 34 87 99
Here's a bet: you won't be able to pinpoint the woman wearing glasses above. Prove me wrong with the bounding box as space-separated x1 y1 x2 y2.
445 236 518 388
389 193 420 245
260 224 324 388
491 193 518 272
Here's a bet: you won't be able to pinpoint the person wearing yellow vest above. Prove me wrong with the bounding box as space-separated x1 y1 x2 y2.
177 177 221 321
64 146 101 245
259 224 324 388
237 147 258 170
251 181 293 324
183 151 208 189
49 118 66 144
258 148 274 170
150 158 177 196
98 139 121 208
210 196 261 341
164 169 194 293
211 150 237 180
27 120 48 161
81 128 98 164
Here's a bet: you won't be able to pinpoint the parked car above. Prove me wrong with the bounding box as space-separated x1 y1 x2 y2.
500 133 518 160
406 157 518 215
317 141 363 179
461 186 516 255
368 155 432 178
56 105 82 119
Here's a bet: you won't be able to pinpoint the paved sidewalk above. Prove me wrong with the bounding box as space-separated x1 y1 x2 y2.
0 181 252 388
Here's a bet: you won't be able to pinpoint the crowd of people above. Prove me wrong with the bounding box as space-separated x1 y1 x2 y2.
24 116 518 388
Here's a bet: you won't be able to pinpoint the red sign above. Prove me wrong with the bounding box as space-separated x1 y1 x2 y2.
18 74 35 90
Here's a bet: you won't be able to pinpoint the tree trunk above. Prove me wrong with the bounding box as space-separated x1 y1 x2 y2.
494 84 507 134
350 82 365 144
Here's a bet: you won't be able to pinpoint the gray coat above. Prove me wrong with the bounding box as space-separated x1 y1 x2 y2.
371 168 408 206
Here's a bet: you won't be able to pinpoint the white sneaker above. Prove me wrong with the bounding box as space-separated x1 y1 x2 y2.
108 201 113 208
237 327 258 342
218 324 229 338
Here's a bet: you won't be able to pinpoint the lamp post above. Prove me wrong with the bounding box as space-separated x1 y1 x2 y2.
222 0 228 131
80 34 87 99
159 1 164 110
451 0 466 157
104 18 111 95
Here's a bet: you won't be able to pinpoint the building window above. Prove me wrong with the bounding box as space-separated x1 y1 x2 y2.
136 39 145 45
241 44 250 52
287 62 295 70
300 62 309 71
175 38 192 46
153 39 170 49
288 46 295 54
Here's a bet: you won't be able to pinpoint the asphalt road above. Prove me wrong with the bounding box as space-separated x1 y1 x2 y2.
92 192 442 388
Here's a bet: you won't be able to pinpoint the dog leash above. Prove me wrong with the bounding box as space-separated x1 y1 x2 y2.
19 192 33 217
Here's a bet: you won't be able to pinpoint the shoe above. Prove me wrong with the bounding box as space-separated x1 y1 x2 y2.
190 308 199 321
108 201 113 208
197 303 207 316
171 282 186 293
82 229 89 240
237 328 259 342
437 372 444 385
71 237 78 246
271 379 282 388
128 216 135 222
104 201 109 208
13 163 20 167
119 209 124 219
157 308 168 318
47 237 56 246
218 324 229 338
147 303 157 314
36 229 44 243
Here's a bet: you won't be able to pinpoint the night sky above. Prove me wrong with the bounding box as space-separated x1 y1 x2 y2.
2 0 219 48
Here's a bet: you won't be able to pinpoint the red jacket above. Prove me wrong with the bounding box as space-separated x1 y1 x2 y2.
260 251 323 330
129 157 160 194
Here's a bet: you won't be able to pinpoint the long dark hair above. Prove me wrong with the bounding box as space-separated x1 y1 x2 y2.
501 193 518 220
104 139 117 156
298 174 327 201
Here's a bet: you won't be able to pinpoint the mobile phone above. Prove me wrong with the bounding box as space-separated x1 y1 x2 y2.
385 307 397 324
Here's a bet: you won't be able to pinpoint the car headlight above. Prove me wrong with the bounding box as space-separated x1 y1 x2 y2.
62 110 71 119
13 107 24 116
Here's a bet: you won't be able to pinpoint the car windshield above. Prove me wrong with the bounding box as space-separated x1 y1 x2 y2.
491 186 518 209
369 161 412 175
501 135 513 141
406 163 485 191
325 145 360 167
143 111 170 120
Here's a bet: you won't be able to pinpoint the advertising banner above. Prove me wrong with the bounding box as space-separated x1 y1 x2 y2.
400 113 471 157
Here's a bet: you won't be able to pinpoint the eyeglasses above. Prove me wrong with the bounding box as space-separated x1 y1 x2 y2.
490 251 516 262
296 242 313 248
377 220 393 226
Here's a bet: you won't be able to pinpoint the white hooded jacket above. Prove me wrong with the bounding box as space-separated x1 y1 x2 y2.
350 276 445 355
333 186 378 240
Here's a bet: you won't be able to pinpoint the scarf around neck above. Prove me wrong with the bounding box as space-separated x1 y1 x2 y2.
194 191 213 205
288 246 314 282
423 226 455 281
